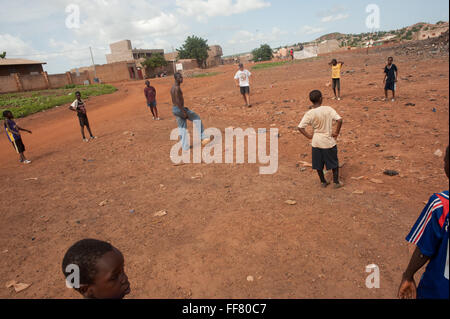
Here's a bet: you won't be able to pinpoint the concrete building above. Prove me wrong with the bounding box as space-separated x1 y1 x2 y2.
0 59 46 76
206 45 223 68
106 40 164 64
414 25 449 41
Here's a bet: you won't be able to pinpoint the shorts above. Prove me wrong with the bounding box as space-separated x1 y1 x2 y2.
332 78 341 90
147 101 157 108
312 145 339 171
240 86 250 95
78 114 90 127
12 138 25 154
385 81 396 91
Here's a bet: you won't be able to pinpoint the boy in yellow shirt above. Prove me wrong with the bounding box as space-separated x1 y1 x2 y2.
329 59 344 100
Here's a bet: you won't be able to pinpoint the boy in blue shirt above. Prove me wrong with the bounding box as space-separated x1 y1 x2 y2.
3 110 32 164
398 146 449 299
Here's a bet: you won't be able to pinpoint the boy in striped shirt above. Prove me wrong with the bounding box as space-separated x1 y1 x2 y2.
398 146 449 299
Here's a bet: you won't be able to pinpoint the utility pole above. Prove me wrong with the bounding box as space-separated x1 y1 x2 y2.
171 45 176 74
89 46 97 81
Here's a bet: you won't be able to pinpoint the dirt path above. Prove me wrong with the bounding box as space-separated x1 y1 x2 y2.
0 49 448 298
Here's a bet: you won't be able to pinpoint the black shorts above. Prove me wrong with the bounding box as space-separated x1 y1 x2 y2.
12 138 25 154
385 81 396 91
312 146 339 171
78 114 90 127
240 86 250 95
332 78 341 90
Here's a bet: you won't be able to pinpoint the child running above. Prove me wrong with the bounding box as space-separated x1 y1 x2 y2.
62 238 131 299
329 59 344 100
69 91 97 142
234 63 252 107
144 80 160 120
3 110 32 164
383 57 398 102
298 90 344 189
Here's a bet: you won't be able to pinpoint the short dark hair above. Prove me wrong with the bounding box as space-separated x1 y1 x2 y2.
331 59 337 64
174 72 182 79
2 110 12 118
62 239 114 286
388 57 393 60
239 63 244 68
309 90 322 104
75 91 81 95
446 145 450 162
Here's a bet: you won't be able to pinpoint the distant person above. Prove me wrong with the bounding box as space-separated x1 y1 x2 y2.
298 90 343 189
398 146 449 299
171 72 211 151
329 59 344 100
69 91 96 142
383 57 398 102
3 110 32 164
144 80 160 120
62 239 131 299
234 63 252 107
290 48 294 60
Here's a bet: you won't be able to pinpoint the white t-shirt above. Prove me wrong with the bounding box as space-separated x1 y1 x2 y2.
298 106 342 149
234 70 251 87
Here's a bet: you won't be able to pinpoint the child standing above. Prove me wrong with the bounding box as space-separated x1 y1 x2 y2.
144 80 160 120
62 238 131 299
69 91 96 142
234 63 252 107
383 57 398 102
329 59 344 100
298 90 344 188
3 110 32 164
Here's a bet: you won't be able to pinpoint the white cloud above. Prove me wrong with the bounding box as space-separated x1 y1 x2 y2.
299 26 326 35
0 34 37 56
228 27 287 45
176 0 270 21
321 13 350 23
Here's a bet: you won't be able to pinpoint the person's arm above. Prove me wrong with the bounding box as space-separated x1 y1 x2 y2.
394 66 399 82
298 127 313 140
17 125 32 134
398 246 430 299
383 68 387 83
69 100 78 112
332 119 343 139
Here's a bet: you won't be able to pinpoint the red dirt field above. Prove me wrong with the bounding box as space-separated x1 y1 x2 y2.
0 48 448 299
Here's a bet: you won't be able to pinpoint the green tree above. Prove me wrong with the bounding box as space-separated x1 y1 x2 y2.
0 52 6 59
141 54 168 76
177 35 210 68
251 44 273 62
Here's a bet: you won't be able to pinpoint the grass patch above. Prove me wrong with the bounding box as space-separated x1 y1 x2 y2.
251 57 322 70
191 72 221 78
0 84 117 119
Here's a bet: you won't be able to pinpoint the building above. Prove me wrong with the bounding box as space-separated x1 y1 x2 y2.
206 45 223 68
0 58 46 76
414 25 449 41
106 40 164 64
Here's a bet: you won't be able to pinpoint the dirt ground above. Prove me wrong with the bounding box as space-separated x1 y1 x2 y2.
0 47 448 299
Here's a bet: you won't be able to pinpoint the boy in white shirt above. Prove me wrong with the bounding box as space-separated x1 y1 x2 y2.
234 63 252 107
298 90 344 189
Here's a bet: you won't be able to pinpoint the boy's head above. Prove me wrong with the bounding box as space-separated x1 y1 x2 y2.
62 239 130 299
239 63 244 71
331 59 337 65
387 57 394 65
75 91 81 100
2 110 13 119
445 145 449 179
145 80 150 87
309 90 323 105
174 72 183 84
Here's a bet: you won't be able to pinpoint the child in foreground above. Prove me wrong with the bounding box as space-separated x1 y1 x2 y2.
3 110 32 164
62 238 131 299
298 90 343 189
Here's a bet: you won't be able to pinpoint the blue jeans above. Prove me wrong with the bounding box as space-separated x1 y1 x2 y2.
172 106 206 150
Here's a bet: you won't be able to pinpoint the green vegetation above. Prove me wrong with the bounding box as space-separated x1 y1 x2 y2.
251 44 273 62
251 57 320 70
191 72 220 78
0 84 117 119
177 35 209 68
142 53 168 75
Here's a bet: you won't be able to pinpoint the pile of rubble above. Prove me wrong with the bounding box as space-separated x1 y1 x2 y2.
394 30 449 57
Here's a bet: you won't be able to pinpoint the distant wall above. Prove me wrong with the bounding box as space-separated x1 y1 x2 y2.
71 71 90 85
48 73 68 88
20 73 48 91
89 62 135 83
0 75 18 93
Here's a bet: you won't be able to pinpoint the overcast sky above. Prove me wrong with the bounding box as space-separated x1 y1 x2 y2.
0 0 448 74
